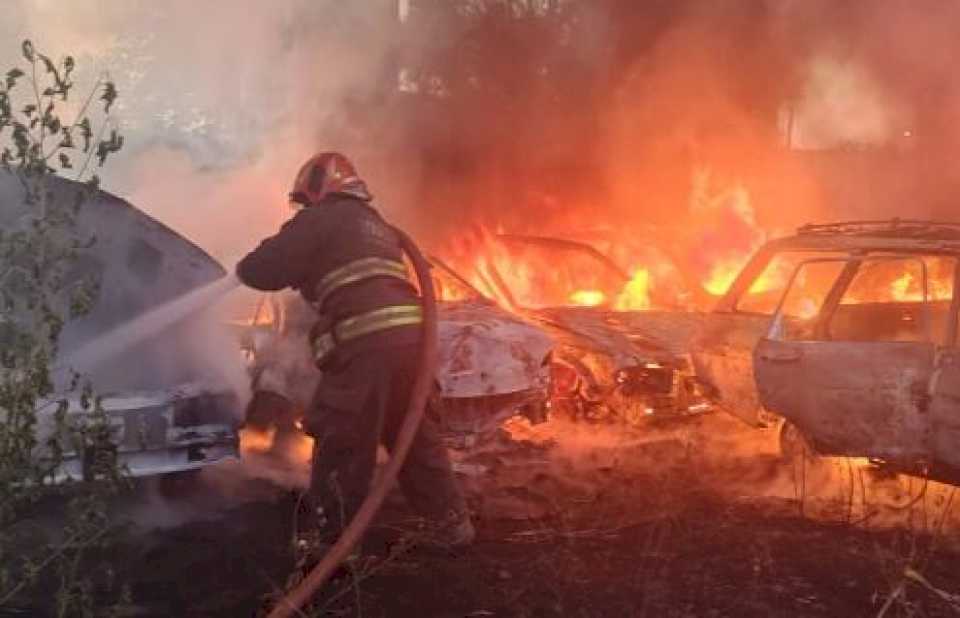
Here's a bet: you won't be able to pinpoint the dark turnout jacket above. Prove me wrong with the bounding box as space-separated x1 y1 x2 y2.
236 195 420 358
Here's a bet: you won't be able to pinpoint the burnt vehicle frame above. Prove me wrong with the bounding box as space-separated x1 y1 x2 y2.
0 173 242 482
474 233 707 427
693 219 960 483
242 256 553 448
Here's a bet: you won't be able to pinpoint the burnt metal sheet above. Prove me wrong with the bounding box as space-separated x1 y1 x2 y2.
35 383 240 482
598 310 707 359
249 296 553 405
0 172 229 392
523 307 697 366
690 312 772 425
755 339 934 461
1 173 243 480
930 349 960 470
437 301 552 398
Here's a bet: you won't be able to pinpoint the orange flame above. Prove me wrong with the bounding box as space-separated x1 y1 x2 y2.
569 290 606 306
615 268 652 310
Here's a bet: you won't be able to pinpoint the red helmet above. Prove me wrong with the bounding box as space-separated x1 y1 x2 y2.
289 152 371 207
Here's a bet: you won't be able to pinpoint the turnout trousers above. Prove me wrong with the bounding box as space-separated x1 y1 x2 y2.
305 343 466 534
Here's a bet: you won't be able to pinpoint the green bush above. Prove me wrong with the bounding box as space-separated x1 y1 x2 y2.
0 39 129 616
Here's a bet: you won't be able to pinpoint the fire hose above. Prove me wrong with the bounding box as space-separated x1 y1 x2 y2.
267 227 440 618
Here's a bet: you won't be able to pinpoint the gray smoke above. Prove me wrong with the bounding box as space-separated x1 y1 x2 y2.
3 1 958 267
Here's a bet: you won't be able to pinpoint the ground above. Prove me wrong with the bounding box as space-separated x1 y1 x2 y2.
8 414 960 617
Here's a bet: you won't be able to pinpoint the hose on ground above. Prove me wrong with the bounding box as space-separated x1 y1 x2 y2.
267 227 440 618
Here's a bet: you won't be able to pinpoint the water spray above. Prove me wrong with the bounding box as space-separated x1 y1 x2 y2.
61 274 241 372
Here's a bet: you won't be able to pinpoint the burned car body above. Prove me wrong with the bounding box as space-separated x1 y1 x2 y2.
0 173 242 481
461 234 708 426
693 220 960 483
243 258 553 445
43 383 239 483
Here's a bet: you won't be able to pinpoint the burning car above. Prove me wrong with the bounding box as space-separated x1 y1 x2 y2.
0 173 243 481
693 219 960 483
242 256 553 447
447 233 709 426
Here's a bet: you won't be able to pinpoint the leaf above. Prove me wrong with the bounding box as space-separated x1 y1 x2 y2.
21 40 35 62
95 129 124 166
64 56 75 76
5 68 24 89
100 82 118 114
78 117 92 152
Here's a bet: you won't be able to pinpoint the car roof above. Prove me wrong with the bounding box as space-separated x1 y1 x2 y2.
768 219 960 254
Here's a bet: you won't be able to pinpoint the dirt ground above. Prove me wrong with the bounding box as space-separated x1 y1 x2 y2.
10 413 960 617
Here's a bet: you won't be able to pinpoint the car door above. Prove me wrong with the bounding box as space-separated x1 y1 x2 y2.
931 348 960 473
928 259 960 474
693 248 848 426
693 312 774 425
754 255 948 463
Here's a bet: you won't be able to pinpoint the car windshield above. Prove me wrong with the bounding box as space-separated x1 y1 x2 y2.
478 236 630 310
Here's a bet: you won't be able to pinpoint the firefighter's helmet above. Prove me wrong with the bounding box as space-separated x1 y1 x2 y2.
289 152 372 207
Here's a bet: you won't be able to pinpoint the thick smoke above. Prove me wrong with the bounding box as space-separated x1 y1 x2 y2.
4 1 957 267
1 0 404 263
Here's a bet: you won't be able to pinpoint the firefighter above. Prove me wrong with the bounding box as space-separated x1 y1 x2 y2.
236 152 473 550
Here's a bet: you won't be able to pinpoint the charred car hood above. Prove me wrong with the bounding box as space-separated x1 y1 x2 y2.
437 301 552 398
521 307 706 368
0 172 233 392
251 298 553 402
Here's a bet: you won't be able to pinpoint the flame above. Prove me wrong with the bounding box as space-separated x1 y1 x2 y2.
704 258 746 296
435 168 776 309
889 271 953 302
891 272 913 300
569 290 606 306
240 426 314 464
690 170 767 297
615 268 652 310
240 427 276 455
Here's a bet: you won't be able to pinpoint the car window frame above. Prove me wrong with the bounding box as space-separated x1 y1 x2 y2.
483 235 631 310
766 254 949 345
725 247 854 317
